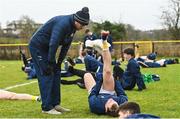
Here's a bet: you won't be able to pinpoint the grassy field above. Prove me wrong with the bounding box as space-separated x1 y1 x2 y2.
0 60 180 118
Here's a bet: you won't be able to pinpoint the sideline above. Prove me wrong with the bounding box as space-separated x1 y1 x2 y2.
3 80 37 90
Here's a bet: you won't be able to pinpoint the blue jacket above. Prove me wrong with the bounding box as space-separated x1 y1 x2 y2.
29 15 76 64
122 58 145 90
84 55 103 73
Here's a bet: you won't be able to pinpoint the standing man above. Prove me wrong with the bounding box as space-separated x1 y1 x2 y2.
29 7 90 114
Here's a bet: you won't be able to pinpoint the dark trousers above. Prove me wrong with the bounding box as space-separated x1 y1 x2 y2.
61 66 96 85
113 65 136 90
62 65 123 85
113 65 124 80
29 45 60 111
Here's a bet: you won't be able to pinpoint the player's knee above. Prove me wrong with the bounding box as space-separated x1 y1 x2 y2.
104 69 112 76
84 73 92 80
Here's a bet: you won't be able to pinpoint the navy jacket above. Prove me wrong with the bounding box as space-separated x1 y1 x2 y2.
30 15 76 64
122 58 144 90
84 55 103 73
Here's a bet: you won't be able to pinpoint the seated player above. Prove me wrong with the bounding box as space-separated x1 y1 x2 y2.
117 48 146 91
21 50 74 78
83 28 97 50
118 102 160 119
20 50 37 79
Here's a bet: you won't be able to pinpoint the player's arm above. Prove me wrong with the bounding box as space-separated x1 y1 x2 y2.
101 31 115 91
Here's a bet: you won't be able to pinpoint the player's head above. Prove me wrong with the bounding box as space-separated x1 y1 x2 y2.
118 102 141 118
123 48 135 61
74 7 90 30
85 28 92 35
105 98 119 117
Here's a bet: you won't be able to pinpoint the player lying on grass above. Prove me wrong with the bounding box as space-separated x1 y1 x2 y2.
0 89 40 101
82 31 128 116
118 102 159 119
135 49 179 68
137 58 179 68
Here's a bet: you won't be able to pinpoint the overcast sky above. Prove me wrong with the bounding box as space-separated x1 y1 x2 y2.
0 0 169 30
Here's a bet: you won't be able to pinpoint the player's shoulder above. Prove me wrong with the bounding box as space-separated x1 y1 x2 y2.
128 58 138 65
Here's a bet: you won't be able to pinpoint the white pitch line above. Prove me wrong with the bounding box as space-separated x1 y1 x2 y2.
3 80 37 90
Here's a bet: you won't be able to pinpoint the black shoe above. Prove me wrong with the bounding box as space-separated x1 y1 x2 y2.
142 85 147 89
77 82 86 89
162 63 166 67
68 66 74 73
61 80 75 85
66 57 75 66
138 88 143 91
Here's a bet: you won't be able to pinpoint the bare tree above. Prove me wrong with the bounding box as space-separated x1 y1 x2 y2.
161 0 180 40
6 15 41 40
18 15 37 40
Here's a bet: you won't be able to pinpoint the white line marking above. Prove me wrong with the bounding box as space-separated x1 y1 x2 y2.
3 80 37 90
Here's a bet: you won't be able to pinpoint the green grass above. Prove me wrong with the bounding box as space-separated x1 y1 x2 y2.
0 60 180 118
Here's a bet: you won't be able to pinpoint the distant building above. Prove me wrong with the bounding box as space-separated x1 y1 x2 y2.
2 20 42 35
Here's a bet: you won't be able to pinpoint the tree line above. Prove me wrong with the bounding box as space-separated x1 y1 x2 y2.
0 0 179 42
